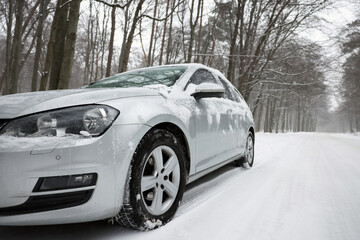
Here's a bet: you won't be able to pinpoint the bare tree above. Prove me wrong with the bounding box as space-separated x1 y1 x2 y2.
251 40 329 132
48 0 69 90
0 1 14 94
7 0 24 94
159 0 170 65
186 0 202 63
147 0 158 66
105 0 117 77
31 0 50 92
338 17 360 132
58 0 81 89
118 0 146 72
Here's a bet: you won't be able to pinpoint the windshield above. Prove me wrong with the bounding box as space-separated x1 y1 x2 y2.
85 66 187 88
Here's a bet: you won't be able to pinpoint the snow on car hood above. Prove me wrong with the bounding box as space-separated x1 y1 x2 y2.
0 88 159 119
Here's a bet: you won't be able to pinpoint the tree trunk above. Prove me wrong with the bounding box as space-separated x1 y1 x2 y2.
159 0 170 65
297 98 302 132
264 98 270 132
0 1 14 94
90 8 100 82
281 108 287 132
83 0 93 84
8 0 24 94
39 0 59 91
100 7 109 78
58 0 81 89
48 0 69 90
118 0 145 73
166 0 176 64
147 0 158 66
270 100 277 132
195 0 204 63
256 101 264 132
187 0 202 63
31 0 49 92
227 0 243 83
106 0 117 77
207 9 221 66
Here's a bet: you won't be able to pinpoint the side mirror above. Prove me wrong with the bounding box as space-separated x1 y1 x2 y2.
190 83 225 100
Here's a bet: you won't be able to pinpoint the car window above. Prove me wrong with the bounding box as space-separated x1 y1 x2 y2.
188 69 219 86
85 66 187 88
217 76 240 102
233 87 245 102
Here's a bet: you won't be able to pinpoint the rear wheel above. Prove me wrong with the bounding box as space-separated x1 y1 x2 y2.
115 129 186 230
236 132 254 168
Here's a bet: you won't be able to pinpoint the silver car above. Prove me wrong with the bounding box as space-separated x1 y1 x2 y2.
0 64 254 230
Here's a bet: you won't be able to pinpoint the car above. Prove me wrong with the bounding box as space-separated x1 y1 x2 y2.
0 63 255 230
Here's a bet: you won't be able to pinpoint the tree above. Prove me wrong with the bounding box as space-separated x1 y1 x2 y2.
251 40 329 132
40 0 81 90
58 0 81 89
186 0 202 63
105 0 117 77
118 0 146 73
227 0 243 83
0 0 14 94
48 0 70 90
339 18 360 132
0 0 42 94
8 0 24 94
31 0 50 92
147 0 158 66
159 0 170 65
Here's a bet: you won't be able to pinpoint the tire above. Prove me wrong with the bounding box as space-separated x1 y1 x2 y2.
115 129 186 230
236 132 254 168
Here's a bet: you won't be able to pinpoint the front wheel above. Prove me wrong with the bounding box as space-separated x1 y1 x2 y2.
236 132 254 168
115 129 186 230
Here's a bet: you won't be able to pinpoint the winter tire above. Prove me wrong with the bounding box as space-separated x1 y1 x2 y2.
115 129 186 230
236 132 254 168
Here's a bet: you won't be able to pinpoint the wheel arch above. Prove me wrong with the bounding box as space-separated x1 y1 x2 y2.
150 122 191 181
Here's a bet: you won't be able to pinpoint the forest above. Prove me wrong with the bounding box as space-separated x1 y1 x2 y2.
0 0 359 133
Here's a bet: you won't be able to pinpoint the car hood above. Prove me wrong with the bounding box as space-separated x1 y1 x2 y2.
0 88 160 119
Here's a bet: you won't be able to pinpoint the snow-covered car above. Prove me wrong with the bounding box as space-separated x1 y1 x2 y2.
0 64 255 230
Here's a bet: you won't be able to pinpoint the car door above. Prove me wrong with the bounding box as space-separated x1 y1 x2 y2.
217 76 247 152
186 69 238 172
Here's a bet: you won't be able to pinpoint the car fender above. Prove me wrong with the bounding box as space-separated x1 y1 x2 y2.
101 96 196 175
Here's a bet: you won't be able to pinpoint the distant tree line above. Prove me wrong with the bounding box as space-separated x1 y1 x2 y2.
333 17 360 132
0 0 335 132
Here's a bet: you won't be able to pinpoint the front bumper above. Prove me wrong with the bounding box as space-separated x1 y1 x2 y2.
0 124 149 226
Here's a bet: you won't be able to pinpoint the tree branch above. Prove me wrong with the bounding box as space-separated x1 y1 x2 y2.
94 0 132 9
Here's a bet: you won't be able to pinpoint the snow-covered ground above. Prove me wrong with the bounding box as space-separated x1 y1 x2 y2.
1 133 360 240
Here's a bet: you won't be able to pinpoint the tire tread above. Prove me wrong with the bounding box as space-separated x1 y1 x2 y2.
111 128 185 231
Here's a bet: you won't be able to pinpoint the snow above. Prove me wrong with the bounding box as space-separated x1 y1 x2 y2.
144 220 163 230
0 135 97 152
161 86 196 128
1 133 360 240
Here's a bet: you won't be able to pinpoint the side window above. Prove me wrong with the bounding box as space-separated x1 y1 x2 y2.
233 87 245 102
218 76 238 102
188 69 218 86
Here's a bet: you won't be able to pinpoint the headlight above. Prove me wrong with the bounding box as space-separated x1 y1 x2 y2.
0 105 119 137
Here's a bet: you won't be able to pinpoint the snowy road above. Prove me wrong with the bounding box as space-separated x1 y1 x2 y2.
1 133 360 240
